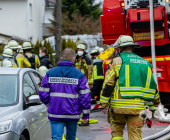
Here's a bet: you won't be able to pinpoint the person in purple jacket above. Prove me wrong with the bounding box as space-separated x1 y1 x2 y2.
39 48 91 140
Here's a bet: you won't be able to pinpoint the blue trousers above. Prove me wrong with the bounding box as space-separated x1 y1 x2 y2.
50 121 78 140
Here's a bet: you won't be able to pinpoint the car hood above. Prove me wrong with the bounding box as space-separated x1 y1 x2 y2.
0 106 20 122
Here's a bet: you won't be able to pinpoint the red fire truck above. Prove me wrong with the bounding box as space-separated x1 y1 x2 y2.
100 0 170 109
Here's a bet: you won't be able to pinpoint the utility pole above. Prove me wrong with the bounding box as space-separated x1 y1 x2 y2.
55 0 62 65
149 0 157 84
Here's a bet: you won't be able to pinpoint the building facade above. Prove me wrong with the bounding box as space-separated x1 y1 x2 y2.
0 0 45 45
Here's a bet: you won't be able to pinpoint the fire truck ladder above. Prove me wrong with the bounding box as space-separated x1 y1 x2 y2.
124 0 166 9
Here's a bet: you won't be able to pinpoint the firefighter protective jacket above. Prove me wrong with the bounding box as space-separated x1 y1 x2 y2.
92 57 104 81
75 54 93 89
15 53 31 68
100 52 160 115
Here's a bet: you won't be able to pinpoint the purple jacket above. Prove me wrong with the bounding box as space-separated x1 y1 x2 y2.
39 60 91 121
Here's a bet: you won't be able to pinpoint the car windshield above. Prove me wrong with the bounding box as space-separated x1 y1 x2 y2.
0 75 18 107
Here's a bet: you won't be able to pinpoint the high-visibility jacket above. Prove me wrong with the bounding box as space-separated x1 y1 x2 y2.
92 57 104 81
25 52 40 69
119 52 157 100
14 53 31 68
75 55 93 89
100 53 160 115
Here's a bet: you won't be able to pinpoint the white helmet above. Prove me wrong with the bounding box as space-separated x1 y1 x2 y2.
2 48 13 58
22 42 32 50
1 59 13 67
38 66 49 77
91 49 99 55
8 40 19 50
99 48 104 53
77 44 86 50
3 45 9 51
94 46 100 52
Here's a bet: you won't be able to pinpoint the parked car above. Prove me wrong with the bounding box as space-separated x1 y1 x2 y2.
0 68 51 140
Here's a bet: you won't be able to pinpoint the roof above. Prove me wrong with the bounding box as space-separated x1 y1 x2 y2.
0 68 35 75
0 68 22 75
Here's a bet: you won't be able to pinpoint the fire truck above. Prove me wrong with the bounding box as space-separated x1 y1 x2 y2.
100 0 170 109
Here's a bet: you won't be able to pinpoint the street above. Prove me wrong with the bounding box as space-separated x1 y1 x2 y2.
76 111 170 140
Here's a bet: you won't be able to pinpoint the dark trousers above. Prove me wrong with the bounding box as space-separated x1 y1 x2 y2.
91 80 104 101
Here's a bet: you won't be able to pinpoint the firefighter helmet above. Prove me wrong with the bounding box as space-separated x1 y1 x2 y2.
2 48 13 58
77 44 86 50
1 59 13 67
91 49 99 55
114 35 142 48
38 66 49 77
8 40 19 50
3 45 9 51
99 47 104 53
22 42 32 50
94 46 100 52
76 40 87 49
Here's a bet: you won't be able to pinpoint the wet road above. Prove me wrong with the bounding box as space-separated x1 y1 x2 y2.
75 111 170 140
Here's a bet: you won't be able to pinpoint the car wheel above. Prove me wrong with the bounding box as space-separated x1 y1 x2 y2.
19 134 27 140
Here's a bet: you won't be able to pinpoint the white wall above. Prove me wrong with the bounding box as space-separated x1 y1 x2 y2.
0 0 28 40
0 0 45 44
44 7 54 24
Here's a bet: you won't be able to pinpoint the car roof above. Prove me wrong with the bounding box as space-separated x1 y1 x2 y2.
0 68 36 75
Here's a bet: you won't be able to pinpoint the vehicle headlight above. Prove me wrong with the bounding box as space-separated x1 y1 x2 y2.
0 120 12 134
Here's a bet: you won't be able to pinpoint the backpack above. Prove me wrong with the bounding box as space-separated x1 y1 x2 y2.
24 54 36 69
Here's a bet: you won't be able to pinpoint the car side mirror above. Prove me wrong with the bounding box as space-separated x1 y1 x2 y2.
28 95 41 104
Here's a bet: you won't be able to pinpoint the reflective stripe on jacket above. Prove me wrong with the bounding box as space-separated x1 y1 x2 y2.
75 55 93 88
15 54 31 68
92 57 104 81
119 52 157 100
100 54 160 115
39 60 91 121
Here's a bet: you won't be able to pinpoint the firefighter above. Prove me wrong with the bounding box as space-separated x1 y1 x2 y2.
38 66 49 77
99 47 104 54
75 40 93 126
100 35 160 140
22 42 40 69
90 49 104 104
0 48 18 67
8 40 31 68
1 58 18 67
75 40 93 89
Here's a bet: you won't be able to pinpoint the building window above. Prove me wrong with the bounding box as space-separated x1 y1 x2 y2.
29 4 32 21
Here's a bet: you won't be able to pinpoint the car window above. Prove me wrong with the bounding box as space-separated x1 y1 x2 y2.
30 72 42 89
23 73 37 103
0 75 18 107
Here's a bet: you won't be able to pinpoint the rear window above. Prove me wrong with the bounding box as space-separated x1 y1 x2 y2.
0 75 18 107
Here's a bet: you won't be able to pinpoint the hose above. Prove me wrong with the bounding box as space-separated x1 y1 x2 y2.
159 135 170 140
142 121 170 140
78 119 98 124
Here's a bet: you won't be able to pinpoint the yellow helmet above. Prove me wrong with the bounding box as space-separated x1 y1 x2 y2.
77 44 86 50
8 40 19 50
2 48 13 58
38 66 49 77
22 42 32 50
114 35 142 48
76 40 87 50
